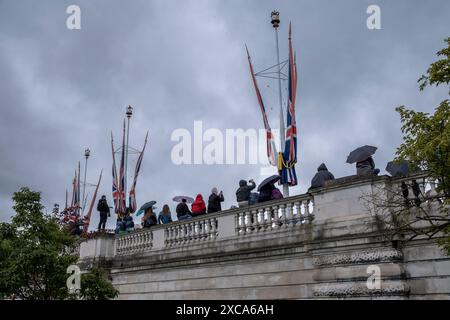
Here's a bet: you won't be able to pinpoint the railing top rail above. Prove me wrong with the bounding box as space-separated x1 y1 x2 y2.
307 171 430 194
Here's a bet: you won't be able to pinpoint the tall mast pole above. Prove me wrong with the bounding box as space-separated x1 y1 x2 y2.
271 10 289 197
125 105 133 210
82 148 90 215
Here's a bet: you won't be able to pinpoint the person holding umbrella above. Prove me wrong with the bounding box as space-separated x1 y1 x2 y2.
135 201 158 228
173 196 193 221
142 207 157 228
257 175 282 203
346 145 380 176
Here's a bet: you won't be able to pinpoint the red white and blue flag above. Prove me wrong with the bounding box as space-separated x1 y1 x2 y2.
129 132 148 213
247 45 278 166
118 121 127 214
111 132 120 213
280 23 298 186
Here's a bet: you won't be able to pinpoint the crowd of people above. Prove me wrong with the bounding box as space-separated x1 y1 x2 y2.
100 154 383 234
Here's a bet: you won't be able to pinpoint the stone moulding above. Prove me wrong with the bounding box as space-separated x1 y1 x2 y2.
313 248 403 266
313 281 409 297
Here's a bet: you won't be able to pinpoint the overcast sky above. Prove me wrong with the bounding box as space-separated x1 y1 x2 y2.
0 0 449 229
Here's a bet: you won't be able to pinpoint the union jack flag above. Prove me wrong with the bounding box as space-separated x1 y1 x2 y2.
246 45 278 166
280 23 298 186
111 133 120 213
129 132 148 213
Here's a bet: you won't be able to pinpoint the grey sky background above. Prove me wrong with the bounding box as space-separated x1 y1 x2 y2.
0 0 449 230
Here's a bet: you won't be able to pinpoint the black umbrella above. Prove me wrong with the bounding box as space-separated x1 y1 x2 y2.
386 160 409 177
346 145 377 164
257 175 280 191
172 196 194 203
136 201 157 216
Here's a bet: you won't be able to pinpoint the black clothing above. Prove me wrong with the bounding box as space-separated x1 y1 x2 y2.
207 193 224 213
258 184 274 203
97 199 110 230
310 163 335 189
176 202 191 218
236 180 256 202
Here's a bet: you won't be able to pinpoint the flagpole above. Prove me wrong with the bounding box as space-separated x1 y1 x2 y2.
271 10 289 197
82 148 90 215
125 105 133 211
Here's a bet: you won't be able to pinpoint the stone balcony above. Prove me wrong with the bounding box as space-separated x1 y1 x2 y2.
77 172 450 299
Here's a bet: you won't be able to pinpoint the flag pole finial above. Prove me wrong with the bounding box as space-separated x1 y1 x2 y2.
271 10 280 28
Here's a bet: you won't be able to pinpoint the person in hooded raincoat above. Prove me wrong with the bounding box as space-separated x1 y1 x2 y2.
309 163 335 189
191 194 207 217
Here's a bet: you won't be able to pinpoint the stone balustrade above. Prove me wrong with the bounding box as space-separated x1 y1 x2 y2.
114 193 315 256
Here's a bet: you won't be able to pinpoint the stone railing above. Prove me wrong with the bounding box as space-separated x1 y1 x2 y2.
236 194 314 236
165 216 219 247
115 229 153 256
114 193 315 256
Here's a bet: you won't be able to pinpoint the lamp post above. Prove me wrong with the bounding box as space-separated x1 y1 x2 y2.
82 148 90 214
124 105 133 209
271 10 289 197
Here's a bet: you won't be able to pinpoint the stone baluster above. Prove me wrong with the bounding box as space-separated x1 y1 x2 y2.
132 234 137 252
194 220 200 242
165 227 171 247
252 209 259 232
238 212 245 235
135 233 141 251
272 205 279 230
200 219 206 240
279 204 287 228
257 208 264 231
210 218 217 239
205 219 212 240
293 201 301 226
234 213 239 235
286 202 293 227
244 210 252 234
165 227 170 247
188 222 194 243
309 198 315 221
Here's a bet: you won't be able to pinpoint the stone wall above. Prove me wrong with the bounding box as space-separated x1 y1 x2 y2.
78 173 450 299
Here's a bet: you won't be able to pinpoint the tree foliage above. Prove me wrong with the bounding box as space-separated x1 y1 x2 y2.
393 37 450 253
79 267 119 300
0 187 118 299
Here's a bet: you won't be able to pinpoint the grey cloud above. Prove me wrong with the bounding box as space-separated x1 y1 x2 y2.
0 0 449 230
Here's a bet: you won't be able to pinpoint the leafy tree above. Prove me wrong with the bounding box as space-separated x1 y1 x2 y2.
0 187 118 299
391 37 450 253
79 267 119 300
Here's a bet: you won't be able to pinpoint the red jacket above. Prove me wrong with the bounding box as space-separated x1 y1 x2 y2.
191 194 206 214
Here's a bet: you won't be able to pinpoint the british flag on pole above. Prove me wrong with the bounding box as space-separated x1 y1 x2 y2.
129 132 148 213
280 23 298 186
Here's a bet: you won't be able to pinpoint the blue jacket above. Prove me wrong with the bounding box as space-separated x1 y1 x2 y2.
158 212 173 224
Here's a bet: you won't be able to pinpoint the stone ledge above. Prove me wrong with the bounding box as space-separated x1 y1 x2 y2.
313 281 409 297
313 248 403 266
